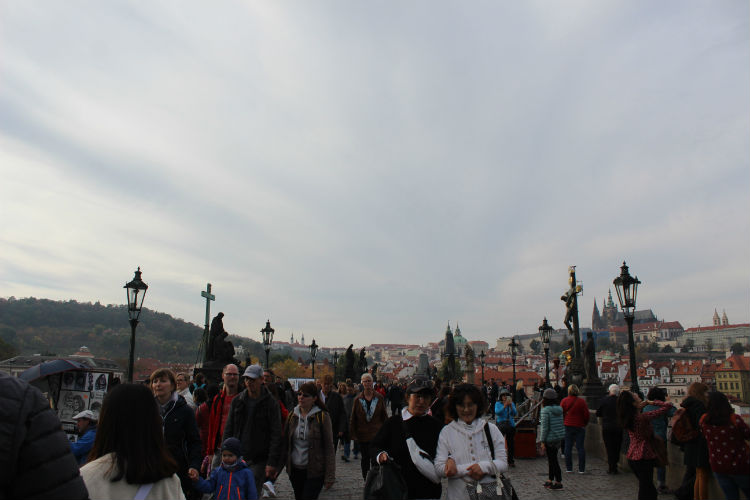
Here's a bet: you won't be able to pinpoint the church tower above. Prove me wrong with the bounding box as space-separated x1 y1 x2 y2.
443 322 455 356
290 332 294 344
713 309 720 326
592 299 601 330
301 332 305 345
722 310 729 326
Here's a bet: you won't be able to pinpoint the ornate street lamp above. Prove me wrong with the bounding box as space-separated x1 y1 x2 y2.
509 337 519 393
310 339 319 380
479 350 486 385
260 320 275 369
333 351 339 383
124 267 148 383
539 317 553 388
613 261 642 396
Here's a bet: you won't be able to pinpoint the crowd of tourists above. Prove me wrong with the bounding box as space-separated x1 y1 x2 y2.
1 366 748 500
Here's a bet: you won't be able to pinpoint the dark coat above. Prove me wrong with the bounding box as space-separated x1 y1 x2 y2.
162 393 203 496
681 397 710 468
0 371 88 500
223 388 283 468
372 413 442 500
323 390 348 435
596 394 621 432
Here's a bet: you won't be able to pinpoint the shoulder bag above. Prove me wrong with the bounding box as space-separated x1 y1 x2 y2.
465 424 519 500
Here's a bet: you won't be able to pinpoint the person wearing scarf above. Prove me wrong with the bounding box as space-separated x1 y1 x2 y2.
349 372 388 480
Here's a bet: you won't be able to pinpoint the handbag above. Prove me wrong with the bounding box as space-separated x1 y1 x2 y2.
363 458 408 500
464 424 519 500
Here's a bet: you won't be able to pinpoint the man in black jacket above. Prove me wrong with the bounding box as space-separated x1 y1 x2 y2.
596 383 622 474
0 370 89 500
320 374 348 451
223 364 283 498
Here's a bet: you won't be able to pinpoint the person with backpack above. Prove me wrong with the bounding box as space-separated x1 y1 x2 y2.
681 382 711 500
644 387 677 494
560 384 589 473
539 388 565 490
617 390 674 500
699 391 750 500
281 382 335 500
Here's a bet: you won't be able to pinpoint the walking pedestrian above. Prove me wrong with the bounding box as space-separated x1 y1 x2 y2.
373 376 443 499
495 388 517 467
682 382 711 500
192 437 257 500
205 364 241 470
644 387 676 494
597 384 623 474
222 364 284 498
699 391 750 500
320 374 347 452
540 388 565 490
616 389 673 500
435 383 508 499
349 372 387 479
151 368 203 500
561 384 589 473
176 372 196 410
282 382 336 499
81 383 185 499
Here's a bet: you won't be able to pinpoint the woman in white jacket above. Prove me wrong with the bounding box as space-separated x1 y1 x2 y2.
435 384 508 500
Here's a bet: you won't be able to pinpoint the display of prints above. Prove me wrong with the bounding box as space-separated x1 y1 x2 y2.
89 391 105 420
92 372 109 392
58 390 90 422
60 371 77 390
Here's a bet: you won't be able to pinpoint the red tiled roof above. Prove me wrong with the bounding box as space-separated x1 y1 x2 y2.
684 323 750 333
718 355 750 372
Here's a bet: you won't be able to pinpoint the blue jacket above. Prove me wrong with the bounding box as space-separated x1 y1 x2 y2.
539 405 565 443
494 401 517 428
194 460 257 500
70 427 96 465
644 403 676 440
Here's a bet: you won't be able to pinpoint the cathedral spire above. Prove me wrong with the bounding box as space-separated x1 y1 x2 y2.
721 309 728 326
713 309 720 326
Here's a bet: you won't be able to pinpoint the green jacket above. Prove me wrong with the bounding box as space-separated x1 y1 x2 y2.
540 405 565 443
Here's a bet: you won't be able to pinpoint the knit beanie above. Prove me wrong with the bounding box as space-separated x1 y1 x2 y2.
221 437 242 458
543 388 558 400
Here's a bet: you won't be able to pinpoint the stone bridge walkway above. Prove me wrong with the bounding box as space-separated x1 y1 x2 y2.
271 448 639 500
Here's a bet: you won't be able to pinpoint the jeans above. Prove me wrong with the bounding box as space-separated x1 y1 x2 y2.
656 465 666 486
602 429 622 472
343 439 351 458
564 426 586 472
289 467 324 500
714 472 750 500
628 459 657 500
545 443 562 482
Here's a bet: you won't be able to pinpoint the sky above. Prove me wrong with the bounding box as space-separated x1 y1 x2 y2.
1 1 748 350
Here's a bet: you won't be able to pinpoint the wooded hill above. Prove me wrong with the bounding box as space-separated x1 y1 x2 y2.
0 297 267 363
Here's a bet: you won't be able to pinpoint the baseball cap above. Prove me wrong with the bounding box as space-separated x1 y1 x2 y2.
72 410 97 421
242 364 263 379
406 376 434 394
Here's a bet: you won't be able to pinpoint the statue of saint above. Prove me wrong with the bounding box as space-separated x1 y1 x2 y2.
208 312 234 362
561 288 576 333
464 344 475 365
344 344 355 380
358 347 367 375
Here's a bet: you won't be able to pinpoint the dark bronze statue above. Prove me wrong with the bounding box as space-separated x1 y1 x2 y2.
584 331 599 382
208 312 235 362
358 347 367 376
344 344 355 380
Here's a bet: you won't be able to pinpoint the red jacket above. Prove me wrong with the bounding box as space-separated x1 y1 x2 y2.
205 389 238 456
561 395 590 428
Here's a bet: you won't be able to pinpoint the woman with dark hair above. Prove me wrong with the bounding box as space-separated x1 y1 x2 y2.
644 387 676 493
495 388 517 467
80 384 184 499
282 382 335 499
435 383 507 500
699 391 750 500
617 390 673 500
682 382 711 500
540 388 565 490
373 376 443 499
151 368 203 500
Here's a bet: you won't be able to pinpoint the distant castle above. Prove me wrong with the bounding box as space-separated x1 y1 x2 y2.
592 290 657 331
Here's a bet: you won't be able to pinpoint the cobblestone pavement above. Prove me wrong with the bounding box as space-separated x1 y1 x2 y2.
270 447 639 500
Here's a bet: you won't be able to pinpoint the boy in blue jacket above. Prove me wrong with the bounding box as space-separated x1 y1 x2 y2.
191 437 257 500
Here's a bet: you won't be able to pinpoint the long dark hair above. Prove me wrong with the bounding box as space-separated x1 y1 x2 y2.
647 387 667 402
706 391 733 426
616 391 638 430
88 384 177 484
446 384 486 420
298 382 327 412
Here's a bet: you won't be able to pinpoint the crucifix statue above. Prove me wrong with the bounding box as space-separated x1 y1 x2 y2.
201 283 215 363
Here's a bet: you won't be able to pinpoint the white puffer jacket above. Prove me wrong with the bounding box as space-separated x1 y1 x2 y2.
434 418 508 500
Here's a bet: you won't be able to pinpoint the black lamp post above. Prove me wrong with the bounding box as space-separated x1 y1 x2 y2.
479 350 486 385
539 317 553 388
613 261 642 396
310 339 318 380
509 337 519 392
261 320 275 369
124 267 148 383
333 352 339 383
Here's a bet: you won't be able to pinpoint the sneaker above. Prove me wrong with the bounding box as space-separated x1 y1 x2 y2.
543 481 553 488
550 483 563 490
262 481 276 498
341 455 349 462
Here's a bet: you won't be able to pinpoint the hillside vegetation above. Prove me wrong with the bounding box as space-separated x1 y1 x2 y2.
0 297 266 363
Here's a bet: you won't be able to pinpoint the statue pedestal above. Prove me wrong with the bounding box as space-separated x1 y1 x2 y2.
565 358 585 388
582 379 606 409
194 360 239 386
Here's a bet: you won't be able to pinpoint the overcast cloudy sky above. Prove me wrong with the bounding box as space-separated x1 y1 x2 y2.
1 1 748 349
